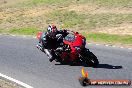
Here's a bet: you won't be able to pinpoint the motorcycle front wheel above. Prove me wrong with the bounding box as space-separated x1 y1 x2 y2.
83 49 99 67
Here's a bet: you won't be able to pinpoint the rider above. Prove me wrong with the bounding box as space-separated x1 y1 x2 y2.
36 25 68 62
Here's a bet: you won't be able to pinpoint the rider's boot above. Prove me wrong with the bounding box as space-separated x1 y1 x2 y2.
49 58 54 62
49 50 56 62
48 55 55 62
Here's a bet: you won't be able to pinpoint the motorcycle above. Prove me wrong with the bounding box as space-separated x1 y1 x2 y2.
36 31 99 67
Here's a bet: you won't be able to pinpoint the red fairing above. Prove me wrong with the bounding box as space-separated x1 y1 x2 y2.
63 32 85 61
72 32 84 46
63 32 84 46
37 32 42 40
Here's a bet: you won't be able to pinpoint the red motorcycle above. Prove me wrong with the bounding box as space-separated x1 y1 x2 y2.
37 31 99 67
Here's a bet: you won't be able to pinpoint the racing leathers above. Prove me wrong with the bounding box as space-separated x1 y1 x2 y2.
36 29 68 62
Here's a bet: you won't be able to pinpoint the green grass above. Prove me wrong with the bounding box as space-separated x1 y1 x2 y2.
83 33 132 45
78 0 132 7
45 10 132 29
31 0 70 4
0 27 132 46
95 0 132 7
1 0 132 30
0 30 2 33
26 0 132 7
23 0 72 7
85 14 132 29
2 0 132 8
1 27 132 45
0 0 132 46
45 10 86 28
8 27 40 35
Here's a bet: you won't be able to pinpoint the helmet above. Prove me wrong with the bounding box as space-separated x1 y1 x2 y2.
47 25 57 33
47 25 57 38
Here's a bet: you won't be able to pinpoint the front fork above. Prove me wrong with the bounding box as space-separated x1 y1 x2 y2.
78 48 88 62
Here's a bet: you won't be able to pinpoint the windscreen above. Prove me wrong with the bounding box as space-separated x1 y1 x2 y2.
64 33 76 42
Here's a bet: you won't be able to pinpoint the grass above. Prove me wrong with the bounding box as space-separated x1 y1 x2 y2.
1 27 132 46
31 0 70 4
84 14 132 29
8 27 40 35
45 10 132 29
95 0 132 7
45 10 86 28
0 0 132 46
83 32 132 45
77 0 132 7
22 0 72 7
2 0 132 8
1 0 132 30
0 30 2 33
24 0 132 7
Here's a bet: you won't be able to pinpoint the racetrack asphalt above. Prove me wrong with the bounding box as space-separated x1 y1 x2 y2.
0 35 131 88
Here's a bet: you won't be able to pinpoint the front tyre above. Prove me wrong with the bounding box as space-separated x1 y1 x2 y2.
83 49 99 67
86 54 99 67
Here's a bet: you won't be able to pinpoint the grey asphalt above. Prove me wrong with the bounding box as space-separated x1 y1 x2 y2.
0 35 131 88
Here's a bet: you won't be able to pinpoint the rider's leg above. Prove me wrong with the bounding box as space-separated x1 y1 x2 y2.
49 50 56 62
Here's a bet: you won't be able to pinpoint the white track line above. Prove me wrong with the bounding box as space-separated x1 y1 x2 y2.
95 44 100 46
0 73 33 88
87 43 92 44
11 35 16 36
88 42 132 50
112 45 116 47
105 45 109 47
120 47 124 49
32 36 36 39
128 48 132 50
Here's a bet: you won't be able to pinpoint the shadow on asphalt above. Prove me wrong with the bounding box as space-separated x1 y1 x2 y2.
96 64 123 69
55 63 123 69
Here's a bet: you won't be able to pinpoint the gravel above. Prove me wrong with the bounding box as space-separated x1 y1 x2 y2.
0 78 24 88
